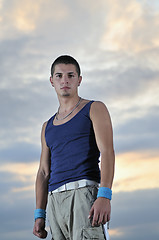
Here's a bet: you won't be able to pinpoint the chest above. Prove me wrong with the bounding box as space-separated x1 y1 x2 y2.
45 113 94 148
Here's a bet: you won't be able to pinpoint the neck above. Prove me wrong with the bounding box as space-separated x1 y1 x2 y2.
58 95 80 113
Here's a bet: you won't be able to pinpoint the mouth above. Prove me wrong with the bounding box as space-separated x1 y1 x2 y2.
61 87 70 90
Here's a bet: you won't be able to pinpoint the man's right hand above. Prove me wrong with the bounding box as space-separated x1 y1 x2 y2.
33 218 48 239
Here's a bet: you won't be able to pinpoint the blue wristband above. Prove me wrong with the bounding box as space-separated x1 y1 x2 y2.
97 187 112 200
34 209 46 221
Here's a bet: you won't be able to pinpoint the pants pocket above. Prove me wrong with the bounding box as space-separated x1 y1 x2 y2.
83 186 98 206
82 226 105 239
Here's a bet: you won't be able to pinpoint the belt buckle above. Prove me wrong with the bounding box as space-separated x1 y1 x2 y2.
64 184 67 191
74 182 79 189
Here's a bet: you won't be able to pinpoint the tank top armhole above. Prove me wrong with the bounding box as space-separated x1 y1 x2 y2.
88 100 95 118
45 114 55 147
45 121 49 147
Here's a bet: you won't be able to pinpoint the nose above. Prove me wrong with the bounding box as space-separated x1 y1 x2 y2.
62 75 69 85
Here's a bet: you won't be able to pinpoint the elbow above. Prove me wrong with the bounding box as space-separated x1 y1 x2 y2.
42 169 50 180
37 168 50 181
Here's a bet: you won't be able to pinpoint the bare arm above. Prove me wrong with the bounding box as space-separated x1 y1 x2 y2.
35 122 50 209
33 122 50 238
89 101 115 226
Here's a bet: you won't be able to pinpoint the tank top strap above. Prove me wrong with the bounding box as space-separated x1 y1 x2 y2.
45 114 55 135
81 100 94 117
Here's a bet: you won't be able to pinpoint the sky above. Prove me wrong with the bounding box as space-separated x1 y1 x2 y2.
0 0 159 239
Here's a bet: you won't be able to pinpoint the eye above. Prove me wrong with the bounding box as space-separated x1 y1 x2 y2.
56 74 62 78
68 74 74 78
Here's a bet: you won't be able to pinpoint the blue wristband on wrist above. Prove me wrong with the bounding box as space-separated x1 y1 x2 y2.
34 209 46 221
97 187 112 200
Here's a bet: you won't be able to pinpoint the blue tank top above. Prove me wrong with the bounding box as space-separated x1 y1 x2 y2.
45 101 100 192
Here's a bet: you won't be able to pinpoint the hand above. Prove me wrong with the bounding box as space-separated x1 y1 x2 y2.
88 197 111 227
33 218 48 239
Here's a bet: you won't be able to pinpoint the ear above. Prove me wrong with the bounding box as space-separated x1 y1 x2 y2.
50 76 54 87
78 76 82 86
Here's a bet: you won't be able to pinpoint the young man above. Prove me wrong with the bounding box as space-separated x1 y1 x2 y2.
33 55 115 239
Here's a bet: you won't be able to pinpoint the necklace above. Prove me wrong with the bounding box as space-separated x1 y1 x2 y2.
56 97 82 121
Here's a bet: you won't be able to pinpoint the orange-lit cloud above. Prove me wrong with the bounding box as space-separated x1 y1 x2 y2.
0 162 38 192
0 1 40 35
1 150 159 194
12 185 34 193
113 151 159 192
0 162 38 176
0 0 70 39
100 0 159 52
109 228 124 237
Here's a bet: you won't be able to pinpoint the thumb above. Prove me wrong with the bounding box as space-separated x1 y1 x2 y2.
35 223 42 233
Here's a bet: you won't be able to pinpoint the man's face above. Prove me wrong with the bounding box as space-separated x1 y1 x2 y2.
50 64 82 97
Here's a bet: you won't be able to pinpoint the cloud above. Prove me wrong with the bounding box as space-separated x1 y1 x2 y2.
81 65 159 101
0 83 57 148
0 181 158 240
0 162 38 198
0 141 40 162
0 188 36 240
0 1 159 239
100 0 159 52
110 189 159 239
0 161 38 177
0 164 50 240
113 151 159 192
0 0 71 39
113 105 159 153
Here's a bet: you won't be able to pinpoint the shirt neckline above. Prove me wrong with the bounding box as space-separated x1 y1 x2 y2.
52 100 93 127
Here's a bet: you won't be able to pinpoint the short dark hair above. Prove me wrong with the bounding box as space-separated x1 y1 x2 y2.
51 55 81 77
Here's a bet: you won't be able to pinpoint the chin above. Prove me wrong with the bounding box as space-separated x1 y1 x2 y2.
62 93 70 97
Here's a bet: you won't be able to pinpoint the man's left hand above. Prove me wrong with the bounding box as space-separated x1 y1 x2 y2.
88 197 111 226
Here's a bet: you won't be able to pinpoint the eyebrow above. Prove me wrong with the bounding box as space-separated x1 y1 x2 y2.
55 73 62 75
68 72 74 74
55 72 76 75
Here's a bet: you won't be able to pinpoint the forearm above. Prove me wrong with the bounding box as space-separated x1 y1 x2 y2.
35 170 49 210
33 170 49 237
100 150 115 189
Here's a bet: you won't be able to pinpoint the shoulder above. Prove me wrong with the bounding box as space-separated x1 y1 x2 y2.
91 101 107 109
90 101 112 127
41 121 49 147
42 121 48 129
80 99 106 110
90 101 109 117
41 121 48 135
90 101 113 136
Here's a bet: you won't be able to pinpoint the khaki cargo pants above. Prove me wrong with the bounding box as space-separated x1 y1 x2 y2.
48 186 106 240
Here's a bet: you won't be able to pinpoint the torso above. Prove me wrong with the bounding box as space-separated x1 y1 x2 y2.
45 99 101 192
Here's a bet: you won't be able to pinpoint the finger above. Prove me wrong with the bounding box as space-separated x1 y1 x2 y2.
35 230 47 239
33 225 39 237
37 231 43 238
33 226 44 239
33 229 37 237
33 229 41 238
107 211 111 222
92 212 99 226
102 213 108 225
88 206 94 219
98 213 104 225
40 230 48 239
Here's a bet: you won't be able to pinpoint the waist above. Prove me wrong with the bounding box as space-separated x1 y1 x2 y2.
49 179 99 195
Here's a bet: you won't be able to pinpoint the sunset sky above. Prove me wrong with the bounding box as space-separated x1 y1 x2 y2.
0 0 159 239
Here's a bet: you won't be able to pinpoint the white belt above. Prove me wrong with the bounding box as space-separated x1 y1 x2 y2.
49 179 99 195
